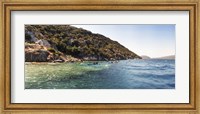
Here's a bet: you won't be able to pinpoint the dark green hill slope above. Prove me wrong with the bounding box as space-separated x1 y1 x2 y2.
25 25 141 62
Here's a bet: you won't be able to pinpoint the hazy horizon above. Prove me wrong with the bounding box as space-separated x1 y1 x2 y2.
73 24 175 58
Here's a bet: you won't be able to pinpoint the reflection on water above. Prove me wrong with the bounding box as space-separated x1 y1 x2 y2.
25 59 175 89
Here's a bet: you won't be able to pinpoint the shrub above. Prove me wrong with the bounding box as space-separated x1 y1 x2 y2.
25 33 32 41
47 48 56 53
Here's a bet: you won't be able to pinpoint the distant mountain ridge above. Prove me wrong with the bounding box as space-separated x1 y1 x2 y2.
154 55 175 59
25 25 141 62
141 55 151 59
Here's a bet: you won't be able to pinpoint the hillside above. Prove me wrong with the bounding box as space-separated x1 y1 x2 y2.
25 25 141 62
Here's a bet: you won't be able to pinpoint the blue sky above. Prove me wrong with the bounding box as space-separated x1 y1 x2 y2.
73 25 175 58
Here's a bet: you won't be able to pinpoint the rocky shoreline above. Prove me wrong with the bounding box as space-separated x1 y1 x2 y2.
25 43 82 63
25 43 140 63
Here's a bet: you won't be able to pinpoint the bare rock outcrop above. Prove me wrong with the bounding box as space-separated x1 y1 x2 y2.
25 43 81 62
35 39 51 48
25 49 50 62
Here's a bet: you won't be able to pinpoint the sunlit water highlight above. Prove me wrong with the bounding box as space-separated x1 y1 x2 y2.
25 59 175 89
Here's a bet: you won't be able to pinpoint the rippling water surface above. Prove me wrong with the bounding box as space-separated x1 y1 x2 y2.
25 59 175 89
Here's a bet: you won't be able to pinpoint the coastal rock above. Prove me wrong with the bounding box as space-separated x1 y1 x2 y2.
25 43 81 62
83 56 98 61
47 53 66 62
25 49 50 62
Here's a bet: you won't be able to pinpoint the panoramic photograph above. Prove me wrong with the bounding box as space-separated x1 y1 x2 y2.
25 25 175 89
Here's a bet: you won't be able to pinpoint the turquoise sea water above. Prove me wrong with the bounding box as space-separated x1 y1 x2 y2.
25 59 175 89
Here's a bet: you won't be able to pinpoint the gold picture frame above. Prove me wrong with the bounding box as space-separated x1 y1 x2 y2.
0 0 199 113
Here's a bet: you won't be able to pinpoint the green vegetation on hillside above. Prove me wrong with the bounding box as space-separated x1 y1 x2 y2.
25 25 141 62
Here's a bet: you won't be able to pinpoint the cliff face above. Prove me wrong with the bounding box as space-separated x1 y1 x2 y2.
25 25 141 62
